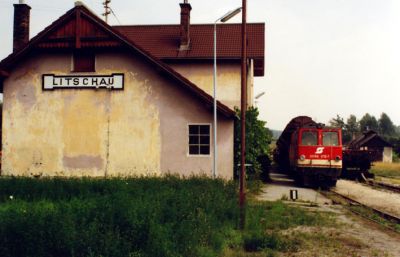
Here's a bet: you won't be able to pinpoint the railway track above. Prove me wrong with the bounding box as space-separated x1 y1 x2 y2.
354 172 400 194
365 180 400 194
324 189 400 232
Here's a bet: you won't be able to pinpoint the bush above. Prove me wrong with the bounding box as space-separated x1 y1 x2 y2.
393 152 400 163
234 107 273 180
0 176 239 257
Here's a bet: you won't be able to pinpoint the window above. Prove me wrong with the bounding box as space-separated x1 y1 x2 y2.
301 131 318 146
323 132 339 146
73 51 95 72
188 124 210 155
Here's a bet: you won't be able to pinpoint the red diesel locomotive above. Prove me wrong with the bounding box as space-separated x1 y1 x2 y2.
274 116 343 187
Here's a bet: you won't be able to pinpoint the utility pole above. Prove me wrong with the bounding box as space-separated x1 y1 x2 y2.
239 0 247 230
102 0 111 24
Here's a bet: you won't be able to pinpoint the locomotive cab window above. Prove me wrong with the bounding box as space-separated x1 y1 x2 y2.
73 51 95 72
301 131 318 146
188 124 210 155
323 132 339 146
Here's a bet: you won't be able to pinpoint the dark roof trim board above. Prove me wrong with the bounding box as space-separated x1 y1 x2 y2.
0 4 236 119
348 130 393 148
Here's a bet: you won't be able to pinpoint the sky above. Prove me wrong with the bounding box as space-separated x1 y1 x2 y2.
1 0 400 130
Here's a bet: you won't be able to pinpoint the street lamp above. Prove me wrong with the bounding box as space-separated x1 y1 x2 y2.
255 92 266 99
254 91 266 107
213 7 242 179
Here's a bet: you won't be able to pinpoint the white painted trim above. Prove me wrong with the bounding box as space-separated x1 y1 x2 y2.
297 159 342 168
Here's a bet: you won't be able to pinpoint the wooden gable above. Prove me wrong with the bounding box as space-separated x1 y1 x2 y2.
36 8 121 49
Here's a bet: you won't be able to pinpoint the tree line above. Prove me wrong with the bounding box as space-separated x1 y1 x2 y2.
329 112 400 156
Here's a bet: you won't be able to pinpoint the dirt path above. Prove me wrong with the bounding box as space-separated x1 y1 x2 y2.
333 179 400 218
258 174 400 257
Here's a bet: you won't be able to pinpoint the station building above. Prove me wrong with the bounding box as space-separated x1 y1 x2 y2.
0 1 265 178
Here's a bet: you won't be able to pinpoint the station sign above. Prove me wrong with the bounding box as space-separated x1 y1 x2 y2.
42 74 124 90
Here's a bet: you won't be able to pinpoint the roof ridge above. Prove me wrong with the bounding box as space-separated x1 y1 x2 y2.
113 22 265 27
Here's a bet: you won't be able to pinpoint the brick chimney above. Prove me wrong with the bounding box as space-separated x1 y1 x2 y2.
13 0 31 52
179 0 191 50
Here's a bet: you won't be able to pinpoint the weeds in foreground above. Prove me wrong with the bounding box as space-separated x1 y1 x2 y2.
0 176 338 257
0 176 237 257
247 179 264 196
223 200 337 256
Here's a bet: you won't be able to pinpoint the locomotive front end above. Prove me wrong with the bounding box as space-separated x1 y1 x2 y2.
295 127 343 186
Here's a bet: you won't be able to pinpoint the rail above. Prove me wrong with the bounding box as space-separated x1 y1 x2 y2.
322 190 400 233
346 173 400 194
366 180 400 194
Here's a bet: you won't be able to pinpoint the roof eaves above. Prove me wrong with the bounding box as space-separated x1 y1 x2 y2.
357 134 375 147
113 22 265 27
357 133 393 148
0 69 9 92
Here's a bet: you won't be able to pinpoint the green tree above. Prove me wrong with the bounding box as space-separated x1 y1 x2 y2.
345 114 359 141
330 115 352 143
359 113 379 132
378 112 396 138
329 115 345 129
234 107 272 179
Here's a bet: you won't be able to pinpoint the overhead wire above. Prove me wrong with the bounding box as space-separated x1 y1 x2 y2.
0 1 120 24
109 7 121 25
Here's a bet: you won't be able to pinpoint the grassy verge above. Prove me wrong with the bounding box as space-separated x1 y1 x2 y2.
222 200 337 257
0 176 238 257
348 205 400 233
371 162 400 179
0 176 341 257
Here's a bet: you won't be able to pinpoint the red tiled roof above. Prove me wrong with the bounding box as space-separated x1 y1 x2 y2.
114 24 265 76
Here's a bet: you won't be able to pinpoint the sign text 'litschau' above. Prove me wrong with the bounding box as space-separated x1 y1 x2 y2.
42 74 124 90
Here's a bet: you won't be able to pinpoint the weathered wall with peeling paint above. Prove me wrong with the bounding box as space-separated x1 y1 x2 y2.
168 60 255 109
2 51 234 179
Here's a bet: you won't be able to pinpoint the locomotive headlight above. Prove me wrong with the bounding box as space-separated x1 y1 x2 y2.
335 156 341 161
300 155 305 161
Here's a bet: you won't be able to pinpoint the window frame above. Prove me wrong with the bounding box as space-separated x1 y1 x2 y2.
322 131 339 146
187 123 212 157
300 129 319 146
71 51 96 73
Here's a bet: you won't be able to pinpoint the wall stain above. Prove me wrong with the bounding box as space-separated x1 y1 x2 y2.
63 155 104 170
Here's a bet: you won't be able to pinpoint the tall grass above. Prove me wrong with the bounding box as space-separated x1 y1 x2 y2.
0 176 238 257
371 162 400 179
0 177 335 257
